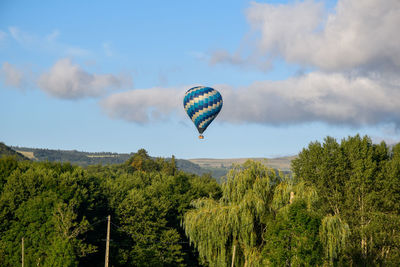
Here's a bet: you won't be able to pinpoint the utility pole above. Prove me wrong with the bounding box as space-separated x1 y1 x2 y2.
21 237 24 267
289 191 295 204
105 215 111 267
231 243 236 267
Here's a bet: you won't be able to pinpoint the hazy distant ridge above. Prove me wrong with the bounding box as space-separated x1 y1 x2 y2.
188 156 295 172
0 142 29 160
6 145 294 178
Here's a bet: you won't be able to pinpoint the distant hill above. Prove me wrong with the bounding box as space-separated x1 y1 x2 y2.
0 142 29 160
12 146 134 166
174 158 229 182
176 156 295 182
188 156 296 172
10 146 295 180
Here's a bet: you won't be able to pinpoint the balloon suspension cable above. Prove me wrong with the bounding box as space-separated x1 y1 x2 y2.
199 135 204 139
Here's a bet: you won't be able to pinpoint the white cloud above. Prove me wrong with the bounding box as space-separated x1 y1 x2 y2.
1 62 26 89
100 87 186 123
194 0 400 129
38 58 128 99
212 0 400 72
219 72 400 127
101 70 400 128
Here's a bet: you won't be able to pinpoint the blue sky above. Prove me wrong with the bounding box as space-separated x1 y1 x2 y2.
1 0 400 159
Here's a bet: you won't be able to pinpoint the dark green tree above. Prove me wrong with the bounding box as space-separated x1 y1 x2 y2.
262 200 323 266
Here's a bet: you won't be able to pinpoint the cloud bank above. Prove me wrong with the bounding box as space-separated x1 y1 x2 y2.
101 0 400 129
101 71 400 127
38 58 126 99
220 72 400 126
1 58 130 99
101 87 185 123
212 0 400 72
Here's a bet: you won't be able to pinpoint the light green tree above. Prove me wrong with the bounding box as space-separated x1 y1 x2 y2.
292 135 400 265
184 160 278 266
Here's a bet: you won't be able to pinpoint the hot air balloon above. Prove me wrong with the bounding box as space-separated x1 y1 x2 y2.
183 86 223 139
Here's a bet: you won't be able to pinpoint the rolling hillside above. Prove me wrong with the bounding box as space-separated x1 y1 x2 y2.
0 142 29 160
9 145 294 179
188 156 296 172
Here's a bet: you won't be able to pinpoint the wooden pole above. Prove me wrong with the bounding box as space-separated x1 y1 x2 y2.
21 237 24 267
231 244 236 267
289 191 295 204
105 215 111 267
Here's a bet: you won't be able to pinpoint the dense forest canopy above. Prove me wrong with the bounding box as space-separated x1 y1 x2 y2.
0 148 221 266
1 135 399 266
184 135 400 266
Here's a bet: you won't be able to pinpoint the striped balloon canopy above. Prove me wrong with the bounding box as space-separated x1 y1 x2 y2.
183 86 223 138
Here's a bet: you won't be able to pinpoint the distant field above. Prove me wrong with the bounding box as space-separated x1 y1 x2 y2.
16 150 36 160
188 156 297 172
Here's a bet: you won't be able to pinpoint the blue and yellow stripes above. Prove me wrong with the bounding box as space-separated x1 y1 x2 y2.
183 86 223 134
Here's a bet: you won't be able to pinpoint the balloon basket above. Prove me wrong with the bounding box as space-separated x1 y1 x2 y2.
199 135 204 139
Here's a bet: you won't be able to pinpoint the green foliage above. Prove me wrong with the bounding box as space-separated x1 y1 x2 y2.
12 145 223 178
11 145 290 180
0 159 105 266
184 135 400 266
293 135 400 265
87 152 220 266
126 149 159 172
44 237 77 267
292 137 346 215
0 149 221 266
2 136 400 266
184 161 279 266
262 200 323 266
319 214 350 265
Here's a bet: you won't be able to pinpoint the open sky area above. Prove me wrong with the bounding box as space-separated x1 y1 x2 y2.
1 0 400 159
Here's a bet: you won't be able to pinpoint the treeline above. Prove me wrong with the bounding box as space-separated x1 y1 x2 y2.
183 135 400 266
0 149 221 266
1 135 400 266
11 146 223 178
12 146 134 166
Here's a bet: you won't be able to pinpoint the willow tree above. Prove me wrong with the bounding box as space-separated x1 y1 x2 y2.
319 214 350 266
183 160 278 266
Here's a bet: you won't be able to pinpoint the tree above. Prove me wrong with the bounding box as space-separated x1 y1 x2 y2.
262 200 323 266
0 161 103 266
127 149 158 172
184 160 278 266
292 135 400 265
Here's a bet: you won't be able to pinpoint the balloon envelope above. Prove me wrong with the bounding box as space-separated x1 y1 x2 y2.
183 86 223 135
